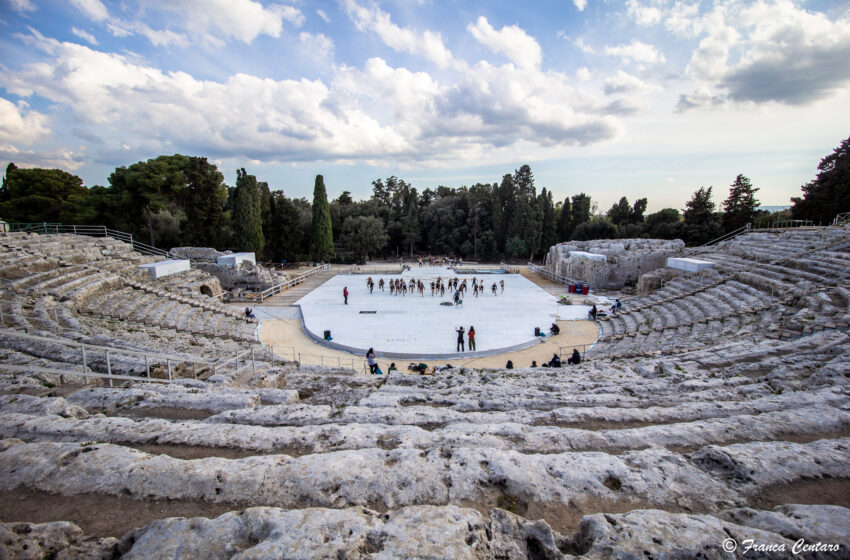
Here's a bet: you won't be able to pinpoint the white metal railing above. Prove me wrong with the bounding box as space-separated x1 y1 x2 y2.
226 264 331 302
0 328 214 386
6 223 174 259
527 263 575 286
558 343 594 360
0 364 172 384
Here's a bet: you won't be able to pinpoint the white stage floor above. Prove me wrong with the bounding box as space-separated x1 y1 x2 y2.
296 267 590 357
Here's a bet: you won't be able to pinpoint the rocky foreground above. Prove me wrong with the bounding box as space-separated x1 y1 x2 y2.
2 501 849 559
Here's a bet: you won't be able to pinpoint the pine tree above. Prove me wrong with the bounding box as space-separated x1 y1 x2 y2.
791 136 850 224
232 168 265 253
310 174 334 261
682 186 721 245
722 174 760 232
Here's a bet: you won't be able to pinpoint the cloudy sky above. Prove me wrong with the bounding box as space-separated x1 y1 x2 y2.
1 0 849 212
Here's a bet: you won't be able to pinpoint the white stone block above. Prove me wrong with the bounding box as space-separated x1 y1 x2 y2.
568 251 607 262
216 252 256 267
139 259 190 279
667 257 714 273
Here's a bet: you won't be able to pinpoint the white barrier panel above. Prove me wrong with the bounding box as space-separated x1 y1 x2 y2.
568 251 607 263
216 252 256 267
139 259 191 278
667 257 714 273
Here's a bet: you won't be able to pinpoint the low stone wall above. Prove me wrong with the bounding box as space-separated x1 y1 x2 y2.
544 239 684 290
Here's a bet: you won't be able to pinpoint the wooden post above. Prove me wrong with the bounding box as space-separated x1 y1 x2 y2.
106 350 113 388
145 354 150 379
167 359 172 381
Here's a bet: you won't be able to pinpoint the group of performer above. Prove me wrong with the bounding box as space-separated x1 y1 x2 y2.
415 256 463 268
364 276 505 298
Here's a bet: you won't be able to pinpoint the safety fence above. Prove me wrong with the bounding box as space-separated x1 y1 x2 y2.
0 328 214 387
526 263 575 286
226 264 332 302
6 223 173 259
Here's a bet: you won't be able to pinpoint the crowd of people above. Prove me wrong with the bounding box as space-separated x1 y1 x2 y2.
341 261 592 374
415 256 463 268
345 275 507 304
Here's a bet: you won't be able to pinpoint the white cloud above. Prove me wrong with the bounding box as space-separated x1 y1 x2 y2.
679 0 850 107
70 0 109 21
602 98 646 116
573 0 587 11
71 27 98 45
675 88 726 112
0 32 623 168
158 0 302 44
300 32 334 61
574 37 594 54
316 9 330 23
342 0 456 68
604 40 666 64
0 35 407 162
576 66 592 81
664 1 702 37
0 145 87 171
625 0 661 25
468 16 542 70
8 0 35 13
0 97 51 146
75 0 300 47
603 70 658 94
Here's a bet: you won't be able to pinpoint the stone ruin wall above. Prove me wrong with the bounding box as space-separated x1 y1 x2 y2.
544 238 684 290
170 247 288 293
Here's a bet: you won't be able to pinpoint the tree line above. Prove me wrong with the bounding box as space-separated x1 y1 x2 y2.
1 136 847 263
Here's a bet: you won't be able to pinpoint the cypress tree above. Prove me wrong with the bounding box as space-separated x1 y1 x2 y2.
556 197 572 242
310 174 334 261
232 168 265 253
539 188 557 253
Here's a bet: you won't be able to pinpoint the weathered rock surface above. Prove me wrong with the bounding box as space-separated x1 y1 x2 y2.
64 383 297 413
544 238 683 289
2 403 848 456
119 505 491 560
4 439 848 516
0 520 118 560
3 504 847 559
0 394 88 419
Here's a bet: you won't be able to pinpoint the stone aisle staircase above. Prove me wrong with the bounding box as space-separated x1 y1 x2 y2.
262 268 338 306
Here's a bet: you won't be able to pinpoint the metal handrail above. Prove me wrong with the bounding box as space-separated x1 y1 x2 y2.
6 223 173 259
527 263 576 286
681 224 751 256
0 364 172 384
557 343 593 359
0 328 212 363
229 264 332 302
